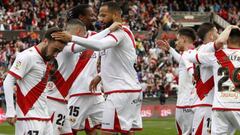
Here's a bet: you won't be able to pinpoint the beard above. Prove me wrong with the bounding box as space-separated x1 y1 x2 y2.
41 46 52 61
104 20 113 29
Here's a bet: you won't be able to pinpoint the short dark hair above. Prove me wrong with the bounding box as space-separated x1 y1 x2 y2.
228 28 240 44
67 4 91 20
197 22 215 41
101 1 122 14
178 27 196 42
44 27 63 41
66 19 86 28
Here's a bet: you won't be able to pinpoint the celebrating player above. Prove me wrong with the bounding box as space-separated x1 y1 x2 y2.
52 2 143 135
156 27 196 135
3 27 66 135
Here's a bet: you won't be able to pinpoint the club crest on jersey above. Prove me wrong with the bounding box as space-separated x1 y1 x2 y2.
14 61 22 70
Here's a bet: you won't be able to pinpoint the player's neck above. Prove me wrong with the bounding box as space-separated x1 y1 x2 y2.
35 43 44 55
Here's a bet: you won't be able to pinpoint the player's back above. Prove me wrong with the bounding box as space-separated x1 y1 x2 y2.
100 26 141 93
212 48 240 110
192 42 215 106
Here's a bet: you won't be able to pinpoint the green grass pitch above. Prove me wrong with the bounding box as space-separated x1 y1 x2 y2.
0 118 239 135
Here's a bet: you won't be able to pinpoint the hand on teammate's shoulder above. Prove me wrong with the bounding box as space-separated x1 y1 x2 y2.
109 22 123 32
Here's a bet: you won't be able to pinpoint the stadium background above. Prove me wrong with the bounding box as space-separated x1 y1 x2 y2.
0 0 240 134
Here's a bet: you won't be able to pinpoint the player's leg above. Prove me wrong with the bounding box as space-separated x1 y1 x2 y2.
55 102 73 135
68 96 91 135
211 110 230 135
16 120 53 135
192 107 212 135
230 111 240 132
101 92 142 135
87 95 105 135
175 108 193 135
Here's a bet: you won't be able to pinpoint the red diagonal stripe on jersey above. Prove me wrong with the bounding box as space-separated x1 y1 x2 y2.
215 50 237 86
16 65 50 115
122 27 136 48
53 50 94 97
195 76 214 100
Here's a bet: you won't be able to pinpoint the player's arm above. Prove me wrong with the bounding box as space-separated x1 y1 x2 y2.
63 22 122 53
89 73 101 93
186 50 216 66
52 29 125 51
3 53 32 125
3 74 17 126
182 55 194 76
88 22 122 40
214 25 240 50
156 40 181 63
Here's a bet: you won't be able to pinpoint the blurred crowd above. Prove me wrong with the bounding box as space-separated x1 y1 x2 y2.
0 0 239 101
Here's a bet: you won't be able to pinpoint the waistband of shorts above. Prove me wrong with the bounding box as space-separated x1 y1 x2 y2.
104 89 142 95
191 104 212 108
17 117 51 121
176 105 192 109
47 96 68 104
212 107 240 111
69 92 102 98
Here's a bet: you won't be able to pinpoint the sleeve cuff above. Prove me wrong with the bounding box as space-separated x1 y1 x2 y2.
6 108 16 118
8 71 22 80
108 33 118 42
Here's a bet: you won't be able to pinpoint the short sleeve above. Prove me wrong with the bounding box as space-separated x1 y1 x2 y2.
186 49 216 66
9 53 32 79
199 42 217 53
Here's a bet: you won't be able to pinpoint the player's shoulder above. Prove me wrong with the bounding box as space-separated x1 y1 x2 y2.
16 47 35 60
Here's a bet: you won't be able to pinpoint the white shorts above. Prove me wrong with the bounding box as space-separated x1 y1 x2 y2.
68 95 104 131
175 107 194 135
16 120 53 135
47 99 72 135
192 106 212 135
211 110 240 135
101 92 143 133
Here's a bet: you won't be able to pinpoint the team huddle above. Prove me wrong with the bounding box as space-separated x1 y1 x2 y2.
3 1 240 135
3 2 142 135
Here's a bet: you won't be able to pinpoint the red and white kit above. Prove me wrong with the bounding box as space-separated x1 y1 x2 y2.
187 42 216 135
168 47 195 135
71 25 143 133
4 46 53 135
188 47 240 135
46 29 111 133
68 31 106 132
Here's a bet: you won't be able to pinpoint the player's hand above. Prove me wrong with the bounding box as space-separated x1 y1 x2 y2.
89 75 101 93
156 40 170 51
6 116 16 126
109 22 122 32
51 31 72 42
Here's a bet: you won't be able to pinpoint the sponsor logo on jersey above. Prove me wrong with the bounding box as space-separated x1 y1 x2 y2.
14 61 22 70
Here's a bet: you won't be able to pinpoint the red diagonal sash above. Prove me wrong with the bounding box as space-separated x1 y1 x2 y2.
17 65 50 115
53 50 94 98
215 50 239 87
195 76 214 100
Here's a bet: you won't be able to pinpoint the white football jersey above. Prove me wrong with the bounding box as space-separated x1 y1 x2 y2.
8 46 50 119
99 26 141 94
172 51 195 107
187 42 216 107
188 48 240 110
